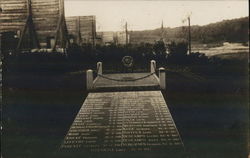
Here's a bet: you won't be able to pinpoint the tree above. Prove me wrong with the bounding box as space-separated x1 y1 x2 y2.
153 40 166 56
168 41 188 56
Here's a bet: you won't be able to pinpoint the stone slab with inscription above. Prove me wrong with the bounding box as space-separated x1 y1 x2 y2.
60 91 185 158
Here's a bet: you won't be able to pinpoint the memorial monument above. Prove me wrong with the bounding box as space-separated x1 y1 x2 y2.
59 61 185 158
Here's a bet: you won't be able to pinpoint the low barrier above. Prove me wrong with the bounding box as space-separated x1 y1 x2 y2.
86 60 166 90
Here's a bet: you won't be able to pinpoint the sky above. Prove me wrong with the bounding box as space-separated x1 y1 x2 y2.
64 1 249 32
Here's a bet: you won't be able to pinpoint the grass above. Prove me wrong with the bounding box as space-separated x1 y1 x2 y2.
2 53 249 158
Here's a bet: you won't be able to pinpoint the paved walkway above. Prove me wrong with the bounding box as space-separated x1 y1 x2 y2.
61 91 184 157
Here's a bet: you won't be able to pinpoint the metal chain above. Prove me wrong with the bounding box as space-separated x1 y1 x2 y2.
97 72 156 82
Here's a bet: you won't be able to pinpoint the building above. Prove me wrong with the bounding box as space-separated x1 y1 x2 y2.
116 31 130 45
0 0 68 50
100 32 115 45
95 32 103 45
66 16 96 46
0 0 27 35
94 31 130 46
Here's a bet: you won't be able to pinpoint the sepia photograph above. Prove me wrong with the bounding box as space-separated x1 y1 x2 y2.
0 0 249 158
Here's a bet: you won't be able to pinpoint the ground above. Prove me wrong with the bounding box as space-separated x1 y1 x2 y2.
192 42 249 57
2 49 249 158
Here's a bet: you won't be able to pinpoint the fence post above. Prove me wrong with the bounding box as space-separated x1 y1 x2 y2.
150 60 156 73
159 67 166 90
97 62 102 75
86 69 93 90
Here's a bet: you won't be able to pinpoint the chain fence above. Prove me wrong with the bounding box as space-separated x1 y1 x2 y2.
97 72 156 82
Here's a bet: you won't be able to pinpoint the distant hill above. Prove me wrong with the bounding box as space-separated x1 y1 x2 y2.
129 17 249 44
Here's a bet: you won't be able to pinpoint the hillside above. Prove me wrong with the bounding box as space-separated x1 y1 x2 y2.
129 17 249 44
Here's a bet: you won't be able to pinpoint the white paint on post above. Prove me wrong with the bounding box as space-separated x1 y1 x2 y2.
97 62 102 75
159 67 166 90
86 69 93 90
50 38 56 49
150 60 156 73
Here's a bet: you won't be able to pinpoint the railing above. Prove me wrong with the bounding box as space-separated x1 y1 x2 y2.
86 60 166 90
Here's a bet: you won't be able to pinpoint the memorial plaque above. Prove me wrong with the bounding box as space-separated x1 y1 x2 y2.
60 91 184 157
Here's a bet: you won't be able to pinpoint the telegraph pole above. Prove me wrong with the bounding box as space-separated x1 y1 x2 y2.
161 20 164 41
77 16 82 45
0 33 2 56
92 18 95 47
125 22 128 45
188 16 191 54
